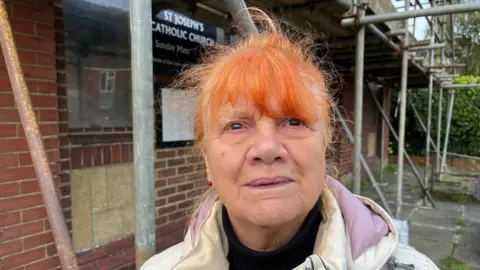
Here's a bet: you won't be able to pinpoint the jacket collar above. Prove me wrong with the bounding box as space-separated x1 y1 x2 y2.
172 176 399 269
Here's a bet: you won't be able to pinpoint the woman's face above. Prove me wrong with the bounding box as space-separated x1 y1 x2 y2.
203 98 326 228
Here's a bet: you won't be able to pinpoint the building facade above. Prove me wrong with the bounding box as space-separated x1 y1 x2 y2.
0 0 390 269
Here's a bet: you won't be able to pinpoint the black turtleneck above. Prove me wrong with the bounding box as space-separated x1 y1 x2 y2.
222 203 321 270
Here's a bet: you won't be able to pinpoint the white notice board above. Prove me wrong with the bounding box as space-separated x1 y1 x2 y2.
161 88 196 142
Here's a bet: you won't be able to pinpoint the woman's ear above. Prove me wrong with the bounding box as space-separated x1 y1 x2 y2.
202 150 212 185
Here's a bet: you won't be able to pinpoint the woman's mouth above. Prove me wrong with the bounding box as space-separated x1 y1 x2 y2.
246 177 294 189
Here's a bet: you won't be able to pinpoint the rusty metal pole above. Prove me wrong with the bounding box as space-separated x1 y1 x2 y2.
0 2 78 270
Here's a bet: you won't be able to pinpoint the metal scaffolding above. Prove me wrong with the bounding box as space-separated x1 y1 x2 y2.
343 0 480 217
1 0 479 268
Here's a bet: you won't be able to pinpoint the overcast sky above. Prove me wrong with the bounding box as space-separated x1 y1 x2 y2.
392 0 430 40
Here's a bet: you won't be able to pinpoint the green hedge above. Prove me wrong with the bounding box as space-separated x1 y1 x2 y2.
389 76 480 157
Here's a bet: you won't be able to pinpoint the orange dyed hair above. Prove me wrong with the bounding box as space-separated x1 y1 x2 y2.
172 8 336 149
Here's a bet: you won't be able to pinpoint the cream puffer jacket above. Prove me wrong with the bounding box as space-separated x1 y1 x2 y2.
141 176 439 270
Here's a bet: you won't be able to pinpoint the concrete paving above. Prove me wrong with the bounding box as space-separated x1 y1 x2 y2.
362 165 480 269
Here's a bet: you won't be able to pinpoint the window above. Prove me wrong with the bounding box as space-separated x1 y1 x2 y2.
99 71 116 110
64 0 132 129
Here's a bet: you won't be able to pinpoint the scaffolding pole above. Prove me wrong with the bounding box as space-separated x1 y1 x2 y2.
396 0 410 217
367 83 437 208
380 89 388 184
353 4 366 195
130 0 156 268
441 90 455 171
424 1 436 205
442 84 480 89
334 107 393 216
0 2 78 269
341 3 480 26
441 7 457 174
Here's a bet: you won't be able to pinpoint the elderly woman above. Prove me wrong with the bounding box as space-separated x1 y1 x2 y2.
142 10 438 270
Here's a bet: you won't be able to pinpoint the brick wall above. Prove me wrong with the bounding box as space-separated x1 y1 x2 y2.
336 77 388 185
0 1 61 269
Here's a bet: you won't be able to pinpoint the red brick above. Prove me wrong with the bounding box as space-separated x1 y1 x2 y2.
82 147 93 167
60 198 71 209
157 168 176 179
0 166 36 183
178 166 194 174
0 211 21 228
177 183 193 192
167 176 185 186
0 77 12 91
155 179 166 188
104 237 134 254
0 153 18 168
11 18 35 34
155 198 166 207
97 249 135 270
178 148 193 156
178 199 194 210
36 23 55 38
19 49 37 64
36 52 55 67
26 256 60 270
0 193 43 212
0 124 18 138
14 33 55 52
0 239 22 257
3 247 46 269
156 187 175 197
12 4 54 24
0 138 29 152
0 182 19 197
157 219 187 235
0 220 44 242
0 92 15 107
38 109 58 121
20 180 40 194
168 158 185 167
112 145 121 163
42 137 59 150
168 194 186 204
0 108 21 122
155 160 166 169
31 94 57 108
169 210 186 221
71 147 82 169
157 205 177 216
157 150 176 159
37 81 56 94
121 144 129 163
22 206 47 222
23 232 54 250
92 147 102 166
24 65 56 80
46 243 56 256
155 216 168 226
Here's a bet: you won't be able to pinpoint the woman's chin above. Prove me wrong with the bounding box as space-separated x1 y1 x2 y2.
245 199 305 227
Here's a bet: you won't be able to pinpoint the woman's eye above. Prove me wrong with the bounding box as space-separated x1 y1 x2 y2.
287 118 304 126
228 123 243 130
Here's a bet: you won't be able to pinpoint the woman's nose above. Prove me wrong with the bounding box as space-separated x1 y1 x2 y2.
246 124 288 165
